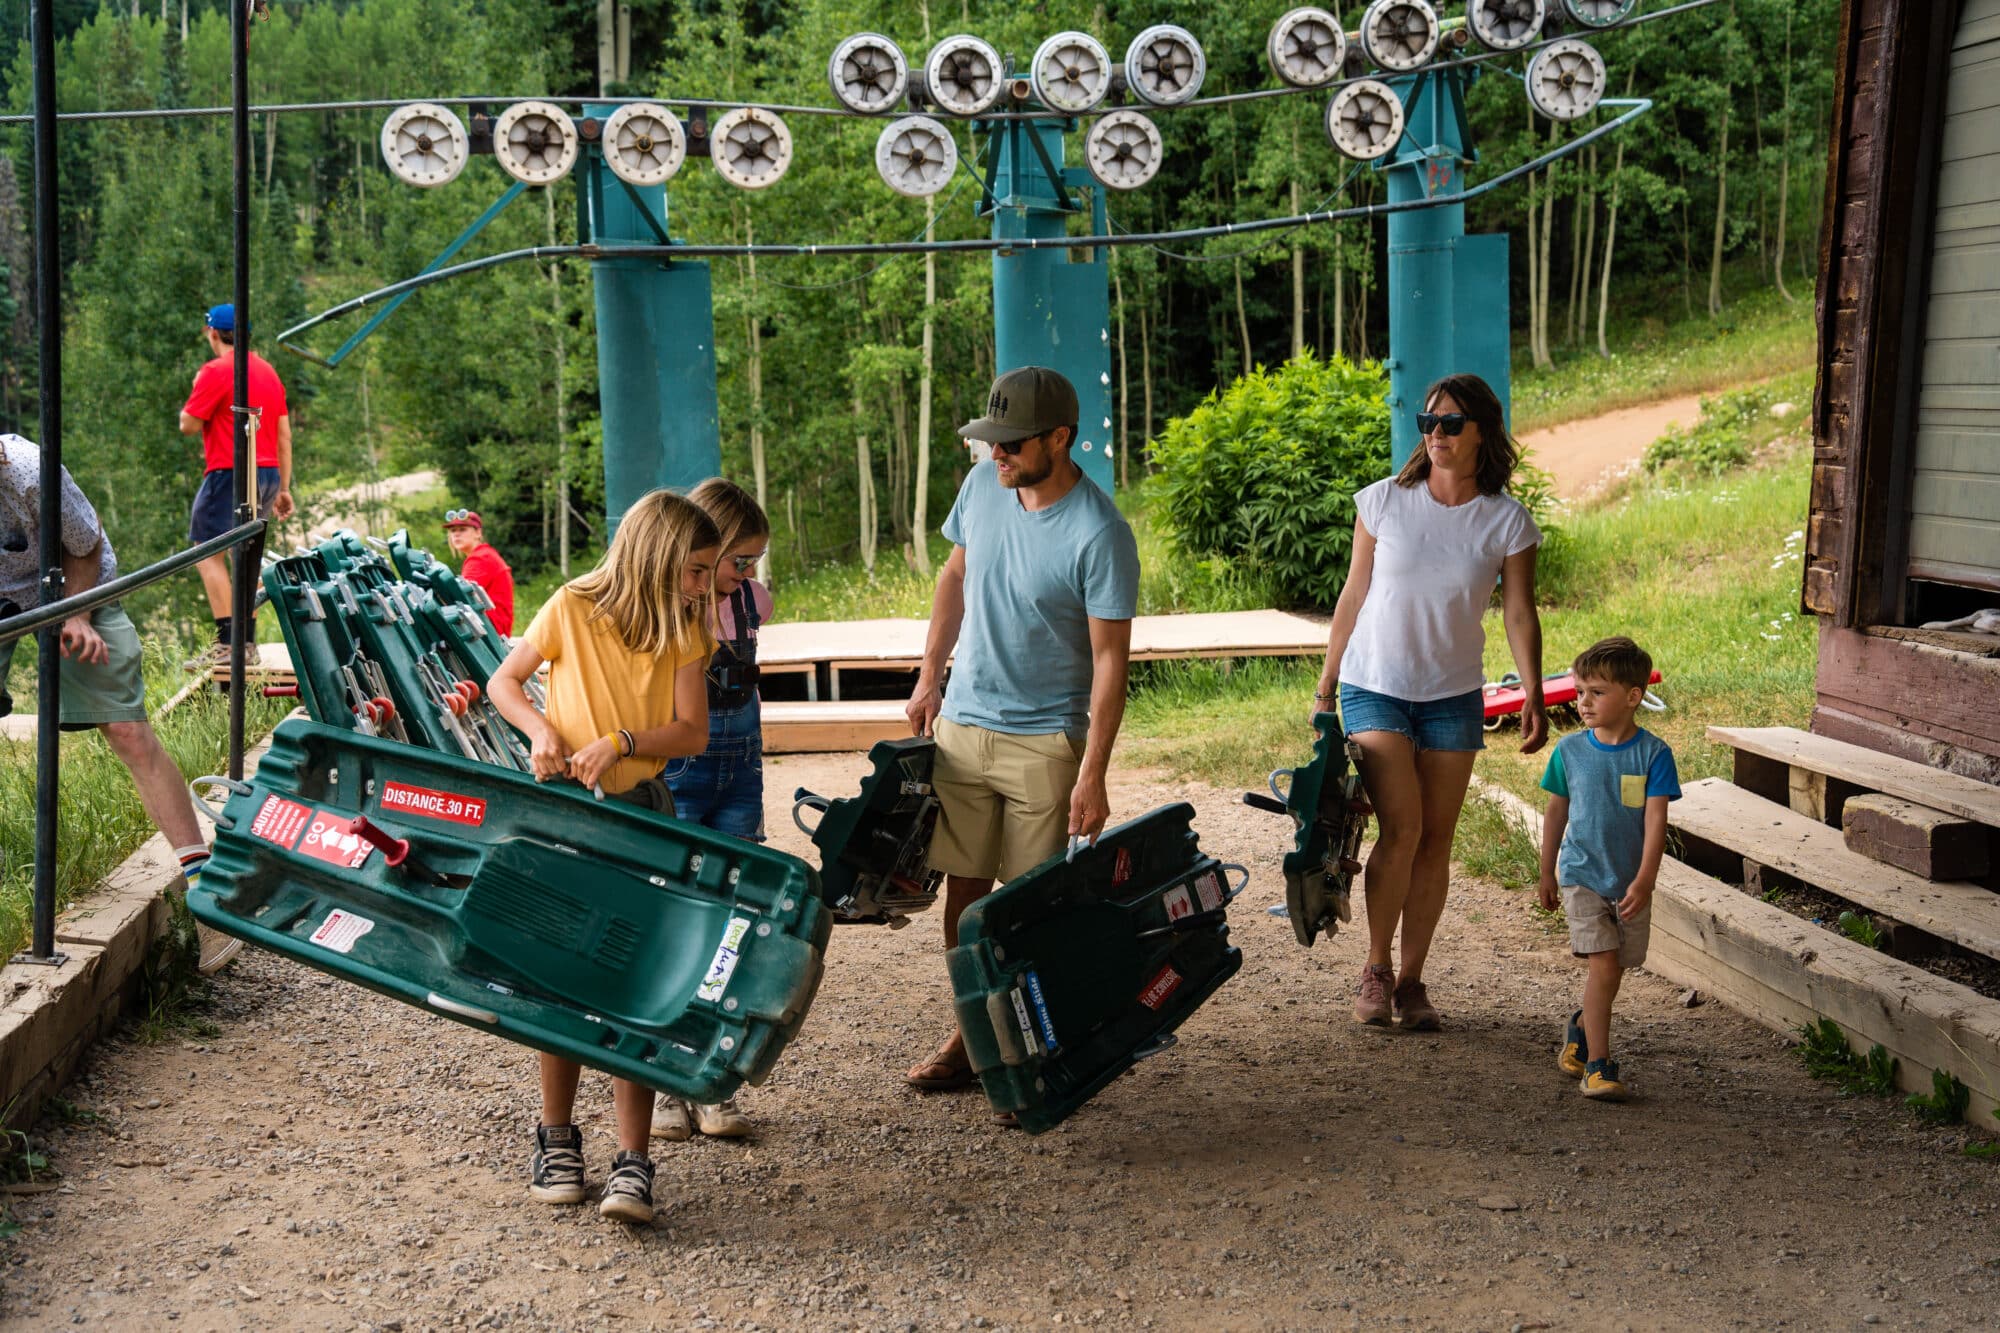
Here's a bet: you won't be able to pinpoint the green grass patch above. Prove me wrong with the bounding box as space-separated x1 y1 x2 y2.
1641 370 1815 480
1511 284 1815 434
0 635 290 958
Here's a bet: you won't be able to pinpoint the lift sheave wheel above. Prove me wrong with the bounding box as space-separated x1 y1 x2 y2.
1468 0 1547 51
709 107 794 190
1084 110 1164 192
829 33 909 116
1267 7 1346 89
493 101 580 185
1031 31 1113 114
601 102 686 187
1326 78 1406 161
1359 0 1441 73
1527 39 1606 120
1124 24 1206 107
381 103 469 188
875 115 958 197
1562 0 1638 27
923 34 1005 117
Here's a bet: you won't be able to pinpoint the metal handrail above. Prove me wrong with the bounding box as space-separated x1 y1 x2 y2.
0 520 266 648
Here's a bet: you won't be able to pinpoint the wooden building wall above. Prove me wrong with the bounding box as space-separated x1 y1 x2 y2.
1806 0 2000 781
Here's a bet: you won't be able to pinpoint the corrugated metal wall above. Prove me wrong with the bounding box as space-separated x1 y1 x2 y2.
1908 0 2000 592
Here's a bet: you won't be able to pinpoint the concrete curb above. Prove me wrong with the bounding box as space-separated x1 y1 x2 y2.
0 737 267 1135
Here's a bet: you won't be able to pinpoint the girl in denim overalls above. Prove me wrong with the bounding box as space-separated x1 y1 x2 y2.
657 477 771 1141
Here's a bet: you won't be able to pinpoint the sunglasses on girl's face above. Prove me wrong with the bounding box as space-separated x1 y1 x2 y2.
729 554 763 574
1417 411 1468 437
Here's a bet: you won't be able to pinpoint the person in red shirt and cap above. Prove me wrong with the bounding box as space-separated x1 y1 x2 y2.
177 302 292 671
444 508 515 637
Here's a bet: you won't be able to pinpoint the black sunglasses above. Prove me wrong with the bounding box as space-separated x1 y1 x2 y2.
1417 411 1468 437
990 433 1037 456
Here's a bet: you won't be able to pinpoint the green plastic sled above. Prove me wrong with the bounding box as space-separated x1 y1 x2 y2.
189 719 832 1101
792 737 943 926
945 803 1245 1134
1243 711 1371 947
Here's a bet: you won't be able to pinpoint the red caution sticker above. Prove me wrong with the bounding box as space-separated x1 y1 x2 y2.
1112 847 1134 885
1138 964 1183 1011
248 795 312 849
380 779 488 827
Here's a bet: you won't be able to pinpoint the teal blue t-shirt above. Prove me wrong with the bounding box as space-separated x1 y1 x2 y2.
1539 726 1681 898
940 461 1140 736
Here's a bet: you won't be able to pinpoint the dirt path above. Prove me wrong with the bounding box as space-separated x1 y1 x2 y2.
1519 393 1712 501
6 755 1998 1330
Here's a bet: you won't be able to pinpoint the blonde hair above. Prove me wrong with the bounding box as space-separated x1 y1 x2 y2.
686 477 771 556
568 489 721 656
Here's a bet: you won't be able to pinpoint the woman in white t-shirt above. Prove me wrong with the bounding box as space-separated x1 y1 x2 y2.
1312 373 1547 1032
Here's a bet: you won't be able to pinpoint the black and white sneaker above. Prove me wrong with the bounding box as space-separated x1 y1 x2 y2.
530 1123 587 1204
598 1150 656 1224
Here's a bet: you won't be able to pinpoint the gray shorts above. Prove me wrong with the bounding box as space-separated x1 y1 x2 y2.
0 603 148 730
1563 884 1650 968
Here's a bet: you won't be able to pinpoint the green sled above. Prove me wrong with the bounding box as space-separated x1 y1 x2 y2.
946 803 1245 1134
1244 710 1371 947
189 719 832 1102
792 737 943 926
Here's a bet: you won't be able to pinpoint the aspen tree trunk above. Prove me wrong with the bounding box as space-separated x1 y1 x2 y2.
596 0 616 96
1774 6 1797 303
854 388 877 574
1525 102 1544 368
1291 123 1305 358
1333 226 1345 359
548 190 570 576
1538 123 1557 366
1138 299 1155 465
1578 144 1598 349
744 217 770 582
1596 73 1634 358
1565 155 1585 345
1234 256 1252 375
912 195 936 577
1708 101 1730 319
1113 256 1130 488
262 113 277 221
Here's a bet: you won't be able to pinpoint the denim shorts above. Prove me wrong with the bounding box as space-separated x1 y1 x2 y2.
1338 683 1486 753
663 696 765 842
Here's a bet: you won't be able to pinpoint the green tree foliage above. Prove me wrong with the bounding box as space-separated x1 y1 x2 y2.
0 0 1841 632
1150 352 1390 608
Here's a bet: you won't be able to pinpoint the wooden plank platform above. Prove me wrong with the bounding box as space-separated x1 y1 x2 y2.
1670 778 2000 961
761 701 906 754
1710 725 2000 828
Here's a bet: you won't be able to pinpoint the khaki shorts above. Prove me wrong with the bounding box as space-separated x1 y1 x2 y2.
0 603 148 731
1563 884 1651 968
929 717 1085 882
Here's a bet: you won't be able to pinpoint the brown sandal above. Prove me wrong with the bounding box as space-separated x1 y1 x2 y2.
905 1036 975 1090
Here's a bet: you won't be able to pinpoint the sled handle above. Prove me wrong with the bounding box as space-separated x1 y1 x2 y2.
1218 863 1250 903
792 790 830 836
1066 834 1093 862
189 776 251 831
1267 768 1294 804
425 992 498 1024
1640 689 1666 712
1242 791 1287 816
1133 1032 1179 1063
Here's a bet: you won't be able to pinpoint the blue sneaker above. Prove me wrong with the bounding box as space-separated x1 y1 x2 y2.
1558 1009 1588 1077
1580 1058 1627 1101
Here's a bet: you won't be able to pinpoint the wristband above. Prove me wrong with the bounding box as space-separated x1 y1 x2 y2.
618 728 635 757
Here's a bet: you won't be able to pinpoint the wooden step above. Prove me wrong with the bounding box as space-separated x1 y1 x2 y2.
1710 725 2000 828
1669 777 2000 961
1842 792 1990 881
761 701 907 754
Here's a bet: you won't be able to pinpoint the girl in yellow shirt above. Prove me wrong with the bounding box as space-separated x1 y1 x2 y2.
489 488 720 1225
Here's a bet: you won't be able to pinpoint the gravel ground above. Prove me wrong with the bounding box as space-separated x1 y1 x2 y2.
5 754 1999 1331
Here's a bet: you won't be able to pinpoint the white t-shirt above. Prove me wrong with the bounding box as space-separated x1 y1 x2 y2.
1338 476 1542 702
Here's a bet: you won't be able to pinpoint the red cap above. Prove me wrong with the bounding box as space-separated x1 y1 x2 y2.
443 508 482 531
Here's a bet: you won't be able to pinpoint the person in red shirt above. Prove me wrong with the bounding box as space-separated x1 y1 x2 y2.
444 508 516 637
177 303 293 671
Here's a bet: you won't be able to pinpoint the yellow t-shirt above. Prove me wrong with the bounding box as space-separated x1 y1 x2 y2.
524 585 715 795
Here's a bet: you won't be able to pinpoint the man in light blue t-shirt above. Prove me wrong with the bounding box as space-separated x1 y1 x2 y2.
903 366 1140 1092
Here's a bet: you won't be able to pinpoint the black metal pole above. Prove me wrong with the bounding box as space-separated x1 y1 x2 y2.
227 0 250 781
25 0 63 965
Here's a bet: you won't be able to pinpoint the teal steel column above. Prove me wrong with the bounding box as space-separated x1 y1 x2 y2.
1383 69 1510 470
981 118 1115 493
579 109 722 528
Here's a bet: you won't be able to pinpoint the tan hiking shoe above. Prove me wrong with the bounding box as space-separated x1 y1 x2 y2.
1353 963 1394 1026
649 1095 692 1142
693 1098 752 1138
196 923 244 975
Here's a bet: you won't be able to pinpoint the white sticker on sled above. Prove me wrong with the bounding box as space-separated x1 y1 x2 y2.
1009 986 1041 1056
697 915 753 1003
308 909 375 954
1195 870 1224 913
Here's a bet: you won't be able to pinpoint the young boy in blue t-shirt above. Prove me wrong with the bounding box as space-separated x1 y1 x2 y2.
1537 637 1681 1101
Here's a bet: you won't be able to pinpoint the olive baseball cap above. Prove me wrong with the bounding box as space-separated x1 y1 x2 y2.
958 366 1079 444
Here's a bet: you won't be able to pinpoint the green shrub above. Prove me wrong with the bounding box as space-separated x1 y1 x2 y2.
1907 1069 1972 1127
1150 352 1392 609
1641 376 1809 479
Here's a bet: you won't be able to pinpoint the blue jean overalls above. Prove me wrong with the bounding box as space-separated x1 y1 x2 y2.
664 583 765 841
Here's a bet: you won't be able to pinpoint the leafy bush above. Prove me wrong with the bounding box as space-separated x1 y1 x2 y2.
1642 377 1808 479
1796 1018 1899 1097
1907 1069 1972 1127
1150 352 1392 609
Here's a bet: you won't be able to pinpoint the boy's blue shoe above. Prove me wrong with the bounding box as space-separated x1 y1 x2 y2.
1558 1009 1588 1077
1580 1058 1627 1101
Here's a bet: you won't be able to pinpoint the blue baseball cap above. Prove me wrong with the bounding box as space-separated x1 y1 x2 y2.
205 303 238 333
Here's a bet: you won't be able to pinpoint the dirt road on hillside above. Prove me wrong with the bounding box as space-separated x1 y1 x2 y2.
5 754 1997 1331
1519 393 1714 501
